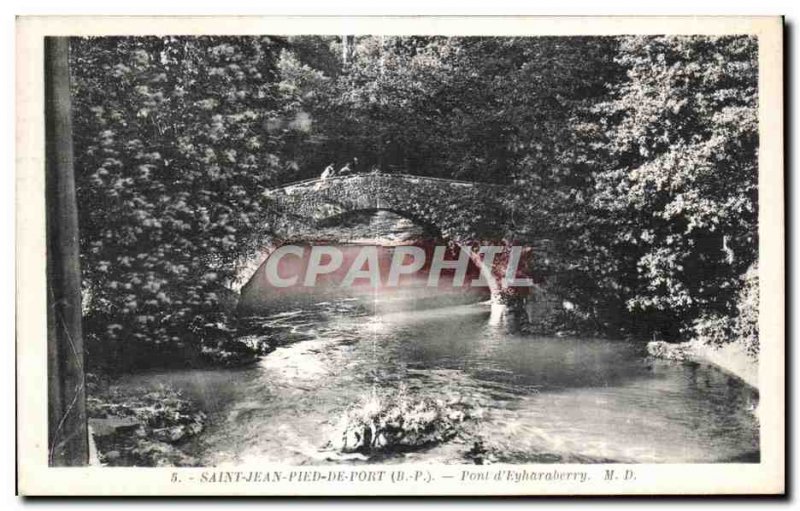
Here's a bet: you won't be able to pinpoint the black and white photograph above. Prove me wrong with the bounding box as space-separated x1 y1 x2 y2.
16 15 784 496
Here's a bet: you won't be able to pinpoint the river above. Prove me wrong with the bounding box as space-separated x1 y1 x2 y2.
118 298 760 466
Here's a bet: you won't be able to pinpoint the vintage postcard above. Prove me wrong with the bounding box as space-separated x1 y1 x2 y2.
16 16 784 495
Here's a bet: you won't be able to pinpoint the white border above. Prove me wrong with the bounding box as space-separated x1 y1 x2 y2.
14 15 784 496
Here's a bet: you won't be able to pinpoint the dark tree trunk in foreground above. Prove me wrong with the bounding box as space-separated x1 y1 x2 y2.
45 36 88 466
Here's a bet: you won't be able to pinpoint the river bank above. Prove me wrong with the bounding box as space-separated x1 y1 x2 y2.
647 339 758 389
86 375 207 466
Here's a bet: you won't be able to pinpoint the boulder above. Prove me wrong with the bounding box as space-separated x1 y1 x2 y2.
89 417 143 438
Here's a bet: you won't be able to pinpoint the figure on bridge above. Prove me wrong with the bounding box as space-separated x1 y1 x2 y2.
338 161 353 176
320 163 335 180
316 163 336 190
339 156 361 176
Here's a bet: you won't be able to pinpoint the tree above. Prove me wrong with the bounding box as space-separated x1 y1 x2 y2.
279 36 618 184
586 35 759 339
71 36 299 368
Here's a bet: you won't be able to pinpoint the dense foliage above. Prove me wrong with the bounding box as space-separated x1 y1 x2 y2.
71 34 759 369
279 36 619 183
586 36 758 341
71 36 301 368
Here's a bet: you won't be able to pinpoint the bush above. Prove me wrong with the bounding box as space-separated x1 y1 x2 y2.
735 263 760 357
691 262 759 358
329 386 471 455
84 312 264 372
71 36 296 366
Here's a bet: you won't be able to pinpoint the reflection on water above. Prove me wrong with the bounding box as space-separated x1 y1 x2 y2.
119 300 759 465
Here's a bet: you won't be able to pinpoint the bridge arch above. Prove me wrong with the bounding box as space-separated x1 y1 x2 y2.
262 173 510 240
314 207 443 241
233 173 549 324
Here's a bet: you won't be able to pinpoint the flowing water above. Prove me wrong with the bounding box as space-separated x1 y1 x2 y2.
118 299 760 466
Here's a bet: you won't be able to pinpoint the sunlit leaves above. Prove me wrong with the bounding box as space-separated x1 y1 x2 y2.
72 36 292 348
589 35 758 336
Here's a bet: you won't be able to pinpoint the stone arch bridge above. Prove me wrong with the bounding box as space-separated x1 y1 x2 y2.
263 172 512 239
235 173 556 320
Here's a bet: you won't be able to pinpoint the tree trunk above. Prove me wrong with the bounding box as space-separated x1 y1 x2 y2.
45 36 88 466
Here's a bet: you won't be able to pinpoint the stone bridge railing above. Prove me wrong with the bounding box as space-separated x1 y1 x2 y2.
271 172 506 192
263 173 511 239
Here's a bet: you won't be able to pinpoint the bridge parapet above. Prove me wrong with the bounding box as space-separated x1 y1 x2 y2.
264 173 511 239
269 172 504 194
